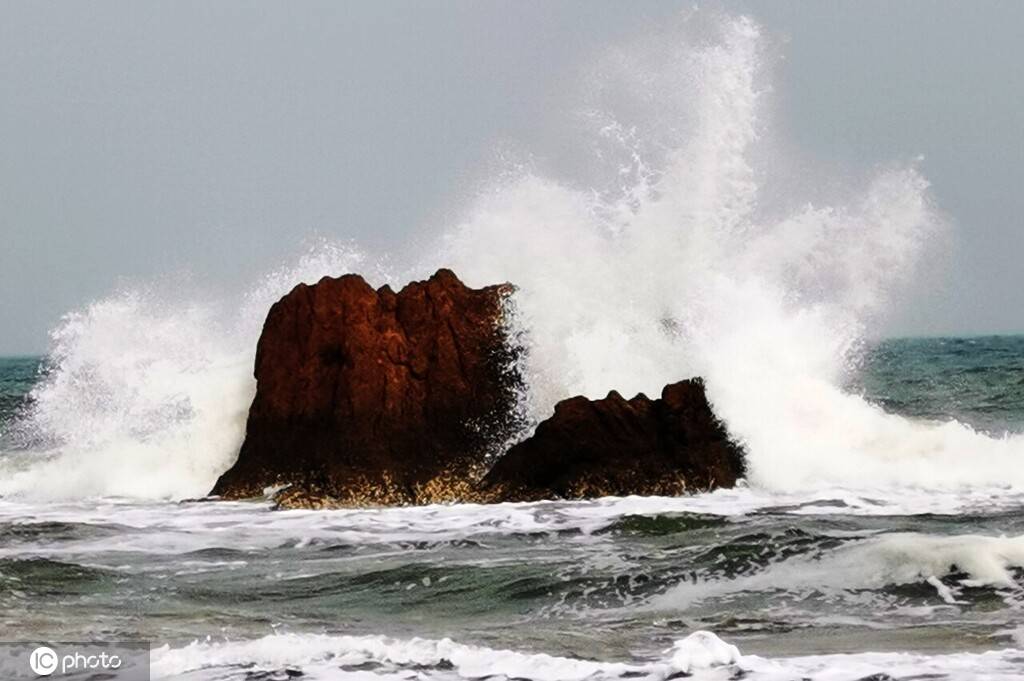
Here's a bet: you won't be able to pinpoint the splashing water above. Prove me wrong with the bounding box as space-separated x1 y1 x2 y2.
0 243 384 499
442 16 1024 494
1 14 1022 502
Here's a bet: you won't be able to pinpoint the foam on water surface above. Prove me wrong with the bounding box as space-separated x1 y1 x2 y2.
149 631 1024 681
2 486 1024 559
3 492 1024 678
650 530 1024 612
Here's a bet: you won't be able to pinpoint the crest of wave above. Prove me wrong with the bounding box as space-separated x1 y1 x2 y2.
0 242 382 500
442 14 1024 493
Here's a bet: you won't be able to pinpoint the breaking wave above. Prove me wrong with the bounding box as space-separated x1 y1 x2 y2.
147 630 1024 681
2 13 1023 501
0 243 382 499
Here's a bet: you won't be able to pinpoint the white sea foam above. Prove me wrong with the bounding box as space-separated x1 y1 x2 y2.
148 630 1024 680
152 632 649 681
2 12 1024 504
651 531 1024 612
3 493 1022 561
440 14 1024 497
0 242 382 500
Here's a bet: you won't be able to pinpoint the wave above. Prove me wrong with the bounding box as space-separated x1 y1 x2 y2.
6 495 1024 669
2 12 1024 501
650 531 1024 612
0 243 381 500
151 630 738 681
148 630 1023 680
7 489 1024 562
439 15 1024 495
6 496 1024 593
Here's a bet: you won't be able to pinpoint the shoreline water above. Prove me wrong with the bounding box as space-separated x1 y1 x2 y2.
3 337 1024 679
3 490 1024 678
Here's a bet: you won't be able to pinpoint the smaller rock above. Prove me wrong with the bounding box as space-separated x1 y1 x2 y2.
480 379 744 501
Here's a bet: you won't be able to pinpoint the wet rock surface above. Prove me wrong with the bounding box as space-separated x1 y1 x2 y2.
481 379 745 501
212 270 743 508
211 269 521 505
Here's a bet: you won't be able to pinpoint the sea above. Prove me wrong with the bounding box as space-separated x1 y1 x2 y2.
1 339 1023 680
3 12 1024 680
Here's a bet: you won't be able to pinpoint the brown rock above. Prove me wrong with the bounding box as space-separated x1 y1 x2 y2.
479 379 744 501
211 269 522 505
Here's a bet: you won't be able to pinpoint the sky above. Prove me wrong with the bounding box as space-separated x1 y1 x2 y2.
1 1 1022 354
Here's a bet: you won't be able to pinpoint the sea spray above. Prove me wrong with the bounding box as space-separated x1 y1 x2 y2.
3 13 1024 501
442 16 1024 493
0 243 380 499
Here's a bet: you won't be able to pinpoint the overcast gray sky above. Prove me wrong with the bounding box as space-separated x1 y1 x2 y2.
1 1 1022 354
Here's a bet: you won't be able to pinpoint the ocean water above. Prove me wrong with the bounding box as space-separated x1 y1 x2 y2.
2 339 1024 680
3 12 1024 680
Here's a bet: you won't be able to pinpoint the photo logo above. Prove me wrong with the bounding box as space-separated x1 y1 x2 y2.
29 646 58 676
2 643 145 679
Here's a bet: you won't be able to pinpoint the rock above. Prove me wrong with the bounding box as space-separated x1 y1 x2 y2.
211 269 522 505
211 266 745 509
479 379 744 501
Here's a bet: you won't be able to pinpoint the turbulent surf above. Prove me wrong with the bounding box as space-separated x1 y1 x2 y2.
1 12 1023 681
